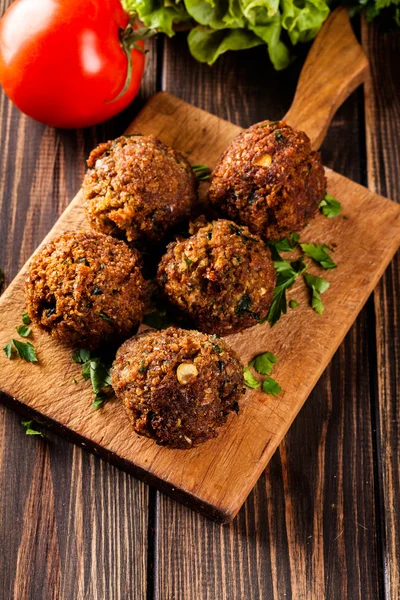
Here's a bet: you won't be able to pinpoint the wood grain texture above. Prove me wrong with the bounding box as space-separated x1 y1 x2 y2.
154 28 383 599
363 19 400 600
0 0 158 592
1 80 400 526
284 8 369 149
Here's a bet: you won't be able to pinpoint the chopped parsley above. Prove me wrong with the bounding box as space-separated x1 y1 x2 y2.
139 360 147 373
72 349 112 409
243 367 261 389
289 300 300 309
184 256 193 268
274 130 284 142
22 312 31 325
244 353 281 395
3 341 14 359
265 259 307 326
16 324 31 337
262 377 282 396
319 194 342 218
92 285 103 295
269 232 300 260
46 307 56 317
192 164 212 181
212 344 223 354
21 420 45 438
252 351 279 375
3 340 38 362
300 243 337 270
304 273 330 315
77 257 89 265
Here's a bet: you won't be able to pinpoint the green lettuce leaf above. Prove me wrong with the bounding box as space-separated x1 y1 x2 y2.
187 26 264 64
281 0 330 45
123 0 190 36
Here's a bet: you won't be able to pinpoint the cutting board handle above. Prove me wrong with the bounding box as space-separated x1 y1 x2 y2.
283 7 369 149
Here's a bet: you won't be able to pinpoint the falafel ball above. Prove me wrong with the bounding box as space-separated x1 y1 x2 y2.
111 327 244 449
157 218 276 336
83 134 198 246
25 231 147 349
208 120 326 242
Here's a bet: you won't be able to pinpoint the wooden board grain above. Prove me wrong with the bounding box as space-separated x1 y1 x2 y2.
0 92 399 522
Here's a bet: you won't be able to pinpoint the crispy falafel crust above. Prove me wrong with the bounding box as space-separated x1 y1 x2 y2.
111 327 244 449
157 218 276 335
25 231 147 349
208 120 326 242
83 134 198 245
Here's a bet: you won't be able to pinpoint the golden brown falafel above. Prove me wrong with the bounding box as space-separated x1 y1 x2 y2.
83 134 198 246
25 231 147 349
208 120 326 241
157 218 276 335
111 327 244 449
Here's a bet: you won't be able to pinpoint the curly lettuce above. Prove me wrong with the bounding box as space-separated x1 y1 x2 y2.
123 0 331 68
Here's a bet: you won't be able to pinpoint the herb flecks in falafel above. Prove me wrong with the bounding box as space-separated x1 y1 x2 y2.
208 120 326 242
111 327 244 449
157 218 276 336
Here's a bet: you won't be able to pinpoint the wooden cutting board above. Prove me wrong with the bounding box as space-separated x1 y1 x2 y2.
0 10 399 522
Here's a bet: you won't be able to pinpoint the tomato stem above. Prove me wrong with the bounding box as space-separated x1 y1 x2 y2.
108 20 156 104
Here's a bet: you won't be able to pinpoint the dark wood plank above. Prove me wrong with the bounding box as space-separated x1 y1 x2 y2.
0 0 158 594
154 30 382 599
362 20 400 600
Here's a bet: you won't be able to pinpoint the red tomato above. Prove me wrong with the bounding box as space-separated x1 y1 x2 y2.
0 0 146 128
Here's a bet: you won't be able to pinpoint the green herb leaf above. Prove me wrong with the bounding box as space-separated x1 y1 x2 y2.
22 312 31 325
92 285 103 295
300 243 337 270
139 360 147 373
16 324 31 337
92 395 106 410
265 259 307 326
289 299 300 309
3 341 14 359
243 367 261 389
236 292 260 320
12 340 38 362
72 349 91 364
192 164 212 181
21 420 44 437
262 377 282 396
269 232 300 259
304 273 330 315
72 349 112 407
184 256 193 268
98 311 114 323
253 352 279 375
319 194 342 218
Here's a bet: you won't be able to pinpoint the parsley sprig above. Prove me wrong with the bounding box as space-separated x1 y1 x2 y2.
244 352 281 396
264 259 307 326
304 273 330 315
3 312 37 361
319 194 342 218
300 243 337 270
21 420 45 438
72 349 112 409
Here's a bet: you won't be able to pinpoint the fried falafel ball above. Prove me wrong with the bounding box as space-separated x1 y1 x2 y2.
208 121 326 242
111 327 244 449
25 231 147 349
157 218 276 336
83 134 198 246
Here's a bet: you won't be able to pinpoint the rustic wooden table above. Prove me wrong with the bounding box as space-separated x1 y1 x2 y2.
0 6 398 598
